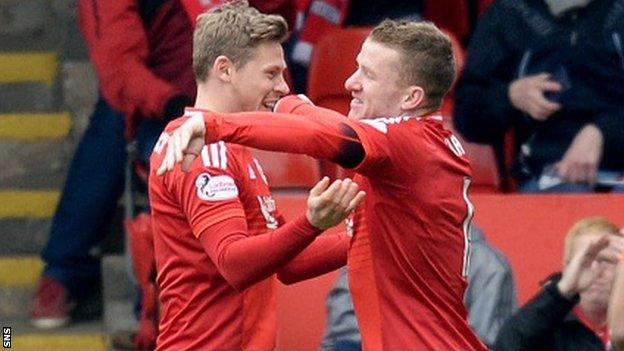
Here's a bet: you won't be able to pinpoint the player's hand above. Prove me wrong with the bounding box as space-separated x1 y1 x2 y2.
306 177 366 230
554 124 603 185
557 235 610 298
274 94 314 114
156 114 206 176
598 230 624 264
508 73 562 121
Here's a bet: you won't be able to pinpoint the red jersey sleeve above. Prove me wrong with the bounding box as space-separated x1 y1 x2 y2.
199 214 325 291
277 232 350 284
194 97 391 175
160 136 326 291
275 97 393 174
77 0 178 120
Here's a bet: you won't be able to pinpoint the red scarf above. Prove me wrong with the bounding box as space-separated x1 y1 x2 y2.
292 0 350 65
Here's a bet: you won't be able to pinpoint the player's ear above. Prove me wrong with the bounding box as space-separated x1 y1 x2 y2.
401 85 425 111
214 55 234 82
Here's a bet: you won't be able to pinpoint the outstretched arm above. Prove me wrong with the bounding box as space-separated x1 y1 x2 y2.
157 96 377 175
202 108 366 169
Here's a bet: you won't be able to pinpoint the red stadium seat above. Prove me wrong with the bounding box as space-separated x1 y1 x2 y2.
468 150 500 192
307 27 372 115
249 148 321 188
424 0 470 41
445 121 500 193
457 133 500 193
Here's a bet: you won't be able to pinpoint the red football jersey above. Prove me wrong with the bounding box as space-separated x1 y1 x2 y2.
196 101 488 350
345 115 485 351
150 120 281 351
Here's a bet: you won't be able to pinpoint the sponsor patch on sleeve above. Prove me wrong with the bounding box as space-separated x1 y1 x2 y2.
195 173 239 201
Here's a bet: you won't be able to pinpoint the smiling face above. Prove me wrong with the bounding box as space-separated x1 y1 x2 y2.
192 0 289 111
345 20 456 120
344 39 408 120
229 41 290 112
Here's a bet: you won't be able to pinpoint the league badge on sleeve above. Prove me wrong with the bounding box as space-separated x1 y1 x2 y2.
195 173 238 201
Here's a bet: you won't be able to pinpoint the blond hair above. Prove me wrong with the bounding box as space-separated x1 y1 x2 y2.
193 0 288 82
563 217 619 264
369 20 455 110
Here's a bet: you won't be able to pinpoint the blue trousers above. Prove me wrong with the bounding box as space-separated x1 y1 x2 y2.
42 98 166 299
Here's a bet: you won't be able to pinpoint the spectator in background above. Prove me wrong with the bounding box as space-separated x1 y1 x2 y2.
29 0 296 332
609 228 624 351
454 0 624 193
494 217 624 351
321 226 518 350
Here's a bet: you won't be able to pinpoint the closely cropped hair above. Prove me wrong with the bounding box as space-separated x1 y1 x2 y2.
563 217 619 264
369 20 455 110
193 0 288 82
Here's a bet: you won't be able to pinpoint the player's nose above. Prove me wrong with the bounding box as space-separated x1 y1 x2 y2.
345 71 361 92
275 73 290 95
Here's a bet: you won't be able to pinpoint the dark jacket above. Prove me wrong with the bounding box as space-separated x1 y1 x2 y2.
493 274 608 351
454 0 624 178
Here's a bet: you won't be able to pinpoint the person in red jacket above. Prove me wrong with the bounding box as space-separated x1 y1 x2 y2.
28 0 297 336
150 2 363 349
158 19 488 351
